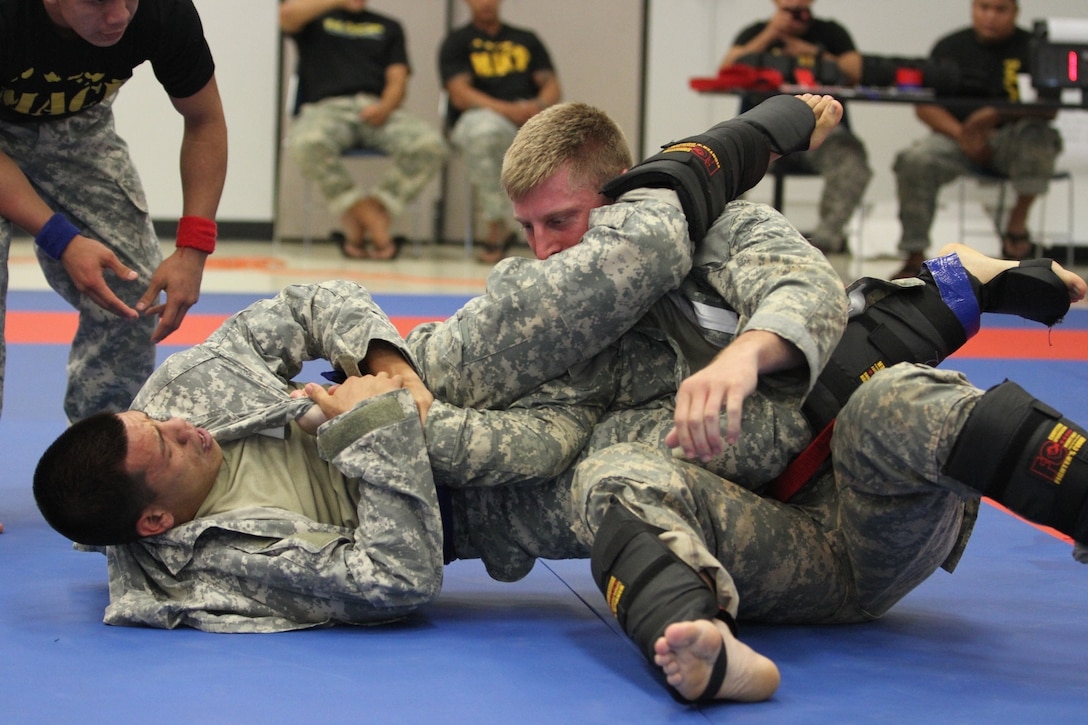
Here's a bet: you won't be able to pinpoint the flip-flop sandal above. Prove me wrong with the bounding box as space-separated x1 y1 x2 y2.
476 232 516 264
368 236 403 261
1000 230 1038 261
331 231 368 259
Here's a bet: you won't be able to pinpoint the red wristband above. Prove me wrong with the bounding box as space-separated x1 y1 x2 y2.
176 216 217 254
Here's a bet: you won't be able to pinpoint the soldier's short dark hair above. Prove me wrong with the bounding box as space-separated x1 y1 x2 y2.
33 412 155 546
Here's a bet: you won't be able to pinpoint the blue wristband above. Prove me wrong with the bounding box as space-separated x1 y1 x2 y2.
35 213 81 261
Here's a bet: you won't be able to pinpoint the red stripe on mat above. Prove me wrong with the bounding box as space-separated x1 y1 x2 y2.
5 311 442 345
953 329 1088 360
984 498 1074 545
7 313 1088 359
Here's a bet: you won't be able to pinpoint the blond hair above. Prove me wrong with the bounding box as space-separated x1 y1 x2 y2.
501 103 633 201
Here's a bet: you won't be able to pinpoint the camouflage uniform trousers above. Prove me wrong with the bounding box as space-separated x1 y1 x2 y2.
441 328 816 583
449 108 518 225
573 362 980 625
894 119 1063 254
0 100 158 421
287 94 449 218
773 125 872 253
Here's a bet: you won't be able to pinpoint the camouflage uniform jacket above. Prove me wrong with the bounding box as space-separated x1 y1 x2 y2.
427 200 848 581
100 282 446 633
98 197 846 627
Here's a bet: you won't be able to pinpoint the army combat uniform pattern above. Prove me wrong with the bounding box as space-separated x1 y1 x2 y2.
97 189 846 631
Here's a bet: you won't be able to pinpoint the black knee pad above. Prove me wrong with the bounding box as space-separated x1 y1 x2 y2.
945 381 1088 544
803 277 967 431
591 502 725 661
599 95 814 243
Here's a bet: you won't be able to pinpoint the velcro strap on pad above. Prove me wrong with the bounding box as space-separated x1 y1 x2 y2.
735 94 816 155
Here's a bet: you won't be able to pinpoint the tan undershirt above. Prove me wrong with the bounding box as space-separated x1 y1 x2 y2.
196 421 360 528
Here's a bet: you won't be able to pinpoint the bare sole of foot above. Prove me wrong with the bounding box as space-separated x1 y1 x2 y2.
653 619 780 702
938 242 1087 303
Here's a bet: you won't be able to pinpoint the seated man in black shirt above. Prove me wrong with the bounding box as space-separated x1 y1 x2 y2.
720 0 872 255
892 0 1062 277
281 0 448 260
438 0 560 263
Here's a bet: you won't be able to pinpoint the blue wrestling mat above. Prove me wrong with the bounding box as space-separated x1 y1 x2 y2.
1 294 1086 723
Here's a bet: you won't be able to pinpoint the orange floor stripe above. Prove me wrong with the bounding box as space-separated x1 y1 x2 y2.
5 311 442 346
984 498 1074 544
7 311 1088 358
952 328 1088 360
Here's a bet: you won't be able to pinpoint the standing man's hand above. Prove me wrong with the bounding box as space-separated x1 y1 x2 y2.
135 247 206 343
59 235 140 320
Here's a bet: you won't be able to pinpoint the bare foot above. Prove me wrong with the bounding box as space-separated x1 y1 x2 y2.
795 93 842 151
938 242 1087 303
357 197 396 259
653 619 780 702
338 208 369 259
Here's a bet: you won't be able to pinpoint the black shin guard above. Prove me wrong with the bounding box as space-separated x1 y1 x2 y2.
599 95 815 243
945 381 1088 543
803 276 968 432
591 502 730 662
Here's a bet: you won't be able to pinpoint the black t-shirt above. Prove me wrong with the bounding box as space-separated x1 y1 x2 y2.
438 22 554 125
288 8 408 106
732 17 856 122
733 17 856 57
0 0 214 123
929 26 1033 120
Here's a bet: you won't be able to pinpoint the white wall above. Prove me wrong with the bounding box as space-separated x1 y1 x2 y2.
107 1 1088 250
646 0 1088 253
273 0 648 242
112 0 279 225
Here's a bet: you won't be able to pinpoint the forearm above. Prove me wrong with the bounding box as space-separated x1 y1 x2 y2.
719 329 803 377
916 104 962 139
836 51 863 85
279 0 343 34
701 201 847 392
446 75 511 114
316 390 445 596
534 72 561 107
424 371 610 488
0 152 57 233
175 80 227 220
212 281 409 383
721 26 777 69
378 65 408 112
